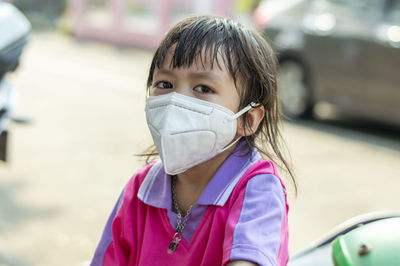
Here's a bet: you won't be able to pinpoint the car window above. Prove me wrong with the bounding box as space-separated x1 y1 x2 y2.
385 0 400 22
326 0 369 9
323 0 374 15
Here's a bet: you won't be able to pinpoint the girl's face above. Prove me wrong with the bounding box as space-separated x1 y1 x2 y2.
149 49 241 113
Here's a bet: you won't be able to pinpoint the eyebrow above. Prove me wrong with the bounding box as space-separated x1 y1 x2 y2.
154 68 222 82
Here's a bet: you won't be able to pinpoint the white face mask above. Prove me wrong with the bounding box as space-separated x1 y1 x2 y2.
145 92 254 175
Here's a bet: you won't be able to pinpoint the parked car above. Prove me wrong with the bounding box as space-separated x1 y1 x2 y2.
254 0 400 126
0 1 31 161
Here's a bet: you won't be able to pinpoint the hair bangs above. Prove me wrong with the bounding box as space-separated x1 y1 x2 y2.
170 34 225 72
148 16 239 89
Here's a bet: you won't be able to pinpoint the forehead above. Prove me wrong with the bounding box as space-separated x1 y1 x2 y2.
158 45 230 73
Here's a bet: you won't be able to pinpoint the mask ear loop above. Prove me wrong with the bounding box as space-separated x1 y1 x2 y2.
220 136 243 152
250 102 261 108
221 102 258 152
230 102 257 120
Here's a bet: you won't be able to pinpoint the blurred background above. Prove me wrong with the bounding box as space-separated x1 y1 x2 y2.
0 0 399 265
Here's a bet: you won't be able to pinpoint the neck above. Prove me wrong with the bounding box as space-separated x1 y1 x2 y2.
174 143 238 213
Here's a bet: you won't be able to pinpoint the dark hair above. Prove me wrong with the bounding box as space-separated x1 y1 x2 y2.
144 15 297 194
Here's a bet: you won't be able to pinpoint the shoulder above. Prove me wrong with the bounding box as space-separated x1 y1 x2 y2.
246 173 285 204
232 159 286 205
241 159 278 181
122 161 158 202
231 172 286 219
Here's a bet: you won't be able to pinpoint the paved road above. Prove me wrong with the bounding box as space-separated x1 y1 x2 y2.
0 32 399 266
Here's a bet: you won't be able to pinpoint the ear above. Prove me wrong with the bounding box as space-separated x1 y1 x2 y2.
237 105 265 137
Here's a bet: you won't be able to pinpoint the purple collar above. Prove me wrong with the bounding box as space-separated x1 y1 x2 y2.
137 140 261 209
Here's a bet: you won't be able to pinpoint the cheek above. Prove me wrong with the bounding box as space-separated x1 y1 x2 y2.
148 89 155 96
220 89 241 113
149 87 171 96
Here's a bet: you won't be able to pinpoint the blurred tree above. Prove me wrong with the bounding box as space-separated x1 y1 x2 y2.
10 0 67 30
12 0 66 16
235 0 261 12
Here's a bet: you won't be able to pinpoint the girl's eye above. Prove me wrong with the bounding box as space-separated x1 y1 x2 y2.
193 85 214 94
155 81 173 89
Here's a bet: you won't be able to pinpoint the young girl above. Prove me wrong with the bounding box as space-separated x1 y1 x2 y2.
91 15 296 266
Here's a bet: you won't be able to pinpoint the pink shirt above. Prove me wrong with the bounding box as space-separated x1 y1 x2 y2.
91 144 289 265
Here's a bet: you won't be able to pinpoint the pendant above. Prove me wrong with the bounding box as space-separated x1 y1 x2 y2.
167 233 182 254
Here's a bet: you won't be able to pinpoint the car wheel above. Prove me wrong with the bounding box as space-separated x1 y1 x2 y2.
278 60 313 119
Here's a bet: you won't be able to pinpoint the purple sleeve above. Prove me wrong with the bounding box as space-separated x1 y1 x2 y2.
90 190 124 266
230 174 286 266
